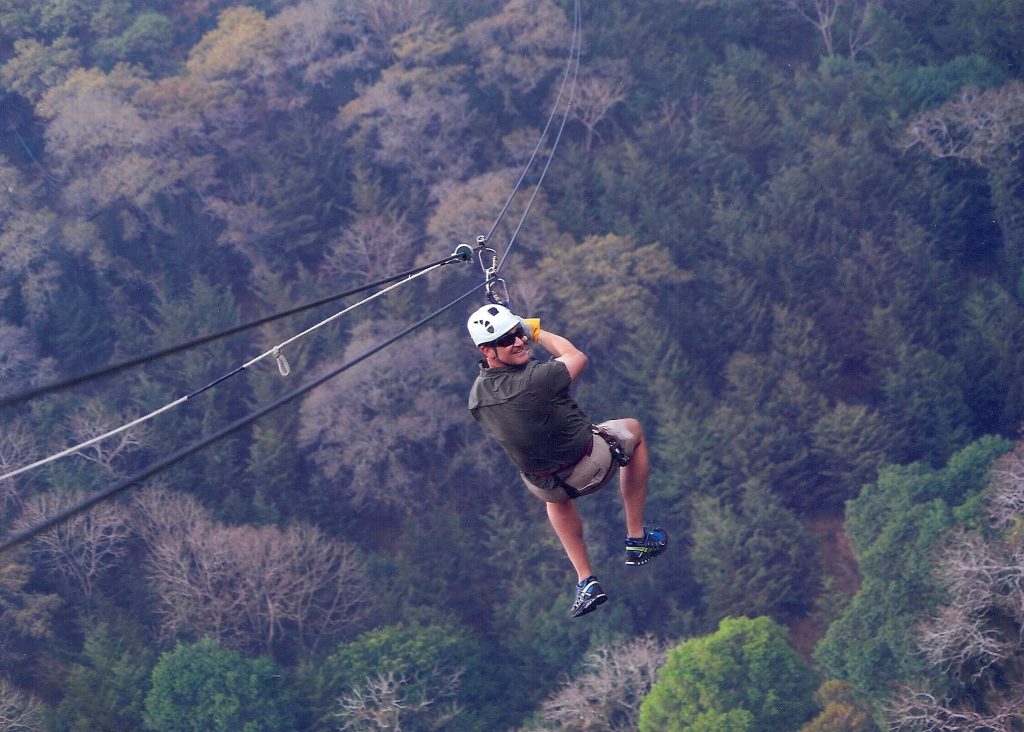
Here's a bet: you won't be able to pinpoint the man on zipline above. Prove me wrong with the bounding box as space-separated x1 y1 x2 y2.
467 303 667 617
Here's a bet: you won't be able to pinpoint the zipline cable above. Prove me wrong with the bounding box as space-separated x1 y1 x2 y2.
497 0 580 273
0 282 487 555
0 247 473 483
0 251 467 410
2 1 582 546
1 0 582 412
481 0 582 254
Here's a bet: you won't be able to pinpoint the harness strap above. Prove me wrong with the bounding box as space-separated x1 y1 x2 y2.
591 424 631 467
531 424 631 501
552 472 582 500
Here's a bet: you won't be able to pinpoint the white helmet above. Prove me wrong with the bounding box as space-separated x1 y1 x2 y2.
467 303 519 346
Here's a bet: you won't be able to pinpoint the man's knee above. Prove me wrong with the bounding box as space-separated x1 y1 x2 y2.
604 418 643 451
622 418 644 442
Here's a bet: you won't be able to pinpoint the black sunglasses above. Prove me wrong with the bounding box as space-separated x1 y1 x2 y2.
488 325 526 348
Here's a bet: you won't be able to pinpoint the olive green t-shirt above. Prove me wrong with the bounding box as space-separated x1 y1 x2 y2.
468 359 592 476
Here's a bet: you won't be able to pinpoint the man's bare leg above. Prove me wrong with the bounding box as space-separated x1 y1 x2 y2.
547 500 593 581
619 418 648 539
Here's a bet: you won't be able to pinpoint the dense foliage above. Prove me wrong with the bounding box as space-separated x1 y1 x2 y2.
1 0 1024 728
639 615 818 732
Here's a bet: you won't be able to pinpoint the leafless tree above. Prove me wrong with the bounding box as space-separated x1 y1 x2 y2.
914 523 1024 684
264 0 352 92
0 161 65 282
898 446 1024 728
320 213 412 284
41 67 198 219
335 668 463 732
0 321 55 399
533 635 668 732
0 321 35 389
917 602 1011 681
988 444 1024 529
651 97 693 141
298 321 474 511
777 0 842 56
888 687 1024 732
936 532 1005 614
143 513 244 645
902 81 1024 166
846 0 882 60
131 486 208 545
774 0 881 59
930 493 1024 632
136 489 369 656
426 170 565 262
0 678 43 732
0 420 35 508
201 175 278 269
233 523 370 655
567 62 631 152
66 399 146 476
14 493 133 599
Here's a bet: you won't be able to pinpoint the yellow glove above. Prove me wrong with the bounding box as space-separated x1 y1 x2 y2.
521 318 541 341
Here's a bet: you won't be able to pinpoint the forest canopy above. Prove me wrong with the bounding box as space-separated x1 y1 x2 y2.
2 0 1024 729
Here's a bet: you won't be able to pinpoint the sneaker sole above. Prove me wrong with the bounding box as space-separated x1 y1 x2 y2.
625 551 665 566
571 592 608 618
625 531 668 565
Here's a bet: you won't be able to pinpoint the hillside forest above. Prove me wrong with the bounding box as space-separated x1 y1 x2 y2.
2 0 1024 730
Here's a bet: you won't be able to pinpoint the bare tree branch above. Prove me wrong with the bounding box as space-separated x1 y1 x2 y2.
67 399 146 475
0 420 36 509
988 444 1024 529
135 489 370 656
847 0 882 60
567 62 631 152
321 213 412 283
335 668 463 732
776 0 841 56
15 493 132 599
902 81 1024 166
537 635 668 731
0 678 43 732
888 687 1024 732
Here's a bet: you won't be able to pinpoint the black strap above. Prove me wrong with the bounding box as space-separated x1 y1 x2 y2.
549 427 630 500
592 425 631 467
551 471 582 500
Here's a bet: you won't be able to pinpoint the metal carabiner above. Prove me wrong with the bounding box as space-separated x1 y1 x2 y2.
477 244 497 281
273 347 291 376
485 276 510 307
475 235 511 307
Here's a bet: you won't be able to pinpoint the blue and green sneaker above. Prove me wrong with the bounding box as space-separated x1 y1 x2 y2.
625 527 668 566
570 576 608 618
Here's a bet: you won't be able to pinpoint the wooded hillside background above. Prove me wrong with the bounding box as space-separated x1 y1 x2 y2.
2 0 1024 729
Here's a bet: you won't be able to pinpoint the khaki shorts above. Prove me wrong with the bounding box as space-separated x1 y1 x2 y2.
521 419 640 503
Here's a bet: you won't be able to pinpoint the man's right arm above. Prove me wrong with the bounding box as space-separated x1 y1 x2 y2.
535 329 587 381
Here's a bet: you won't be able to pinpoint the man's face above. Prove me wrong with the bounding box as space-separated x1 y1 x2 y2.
482 325 530 365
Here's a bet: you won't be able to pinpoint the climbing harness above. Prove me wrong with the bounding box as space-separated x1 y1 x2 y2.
592 424 631 467
531 424 631 501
